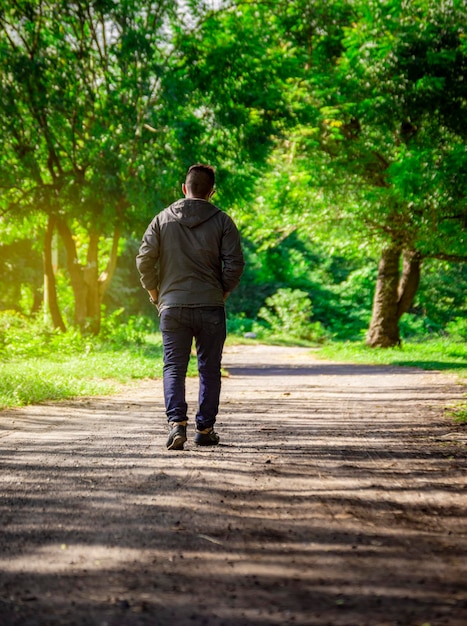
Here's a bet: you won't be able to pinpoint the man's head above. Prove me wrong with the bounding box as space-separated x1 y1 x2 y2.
183 164 215 200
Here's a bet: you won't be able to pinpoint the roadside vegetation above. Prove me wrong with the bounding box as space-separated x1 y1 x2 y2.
317 338 467 372
0 310 160 408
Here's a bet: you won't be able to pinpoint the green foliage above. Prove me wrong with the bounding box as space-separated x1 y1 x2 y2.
258 288 326 341
0 238 43 314
415 260 467 330
330 0 467 254
226 313 256 336
0 308 155 360
446 318 467 342
98 308 157 346
231 227 376 341
0 311 196 408
451 405 467 425
1 1 282 330
398 314 437 339
0 362 115 409
0 311 85 359
231 0 467 347
0 0 466 348
0 338 172 409
103 237 150 316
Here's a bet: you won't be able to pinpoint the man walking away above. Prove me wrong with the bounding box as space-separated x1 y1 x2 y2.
136 164 245 450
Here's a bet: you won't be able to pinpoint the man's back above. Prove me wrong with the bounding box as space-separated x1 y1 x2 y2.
137 197 244 311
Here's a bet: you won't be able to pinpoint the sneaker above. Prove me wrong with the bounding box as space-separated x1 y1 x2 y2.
166 423 187 450
194 428 220 446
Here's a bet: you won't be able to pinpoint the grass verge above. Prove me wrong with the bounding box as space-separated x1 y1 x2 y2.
316 339 467 371
0 347 156 409
0 337 196 409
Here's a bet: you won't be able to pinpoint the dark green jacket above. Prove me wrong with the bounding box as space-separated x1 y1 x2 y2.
136 198 245 310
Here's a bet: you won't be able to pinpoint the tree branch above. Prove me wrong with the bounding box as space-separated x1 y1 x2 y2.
428 253 467 263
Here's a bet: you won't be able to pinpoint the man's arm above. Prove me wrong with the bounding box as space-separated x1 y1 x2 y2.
136 218 160 304
221 215 245 295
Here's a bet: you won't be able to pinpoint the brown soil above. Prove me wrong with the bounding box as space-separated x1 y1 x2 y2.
1 344 466 626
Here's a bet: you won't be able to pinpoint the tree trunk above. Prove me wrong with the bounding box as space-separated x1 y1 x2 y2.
56 217 88 330
366 244 402 347
98 225 121 300
397 250 422 318
56 218 120 335
366 246 423 347
81 226 121 335
84 230 101 335
30 287 43 316
44 216 66 332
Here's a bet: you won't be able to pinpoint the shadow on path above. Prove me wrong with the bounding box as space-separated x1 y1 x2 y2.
0 345 466 625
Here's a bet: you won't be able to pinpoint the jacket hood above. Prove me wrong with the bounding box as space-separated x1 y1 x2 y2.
167 198 220 229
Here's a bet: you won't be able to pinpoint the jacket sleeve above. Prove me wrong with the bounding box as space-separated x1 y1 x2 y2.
221 215 245 293
136 217 160 291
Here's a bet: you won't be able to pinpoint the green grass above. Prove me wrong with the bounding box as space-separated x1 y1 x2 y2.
225 334 316 347
451 407 467 424
0 347 158 408
316 338 467 372
0 336 197 409
1 360 116 407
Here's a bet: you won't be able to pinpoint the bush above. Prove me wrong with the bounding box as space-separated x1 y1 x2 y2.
257 288 326 341
399 313 443 339
0 310 83 359
0 309 158 361
99 308 157 346
226 313 256 335
446 317 467 342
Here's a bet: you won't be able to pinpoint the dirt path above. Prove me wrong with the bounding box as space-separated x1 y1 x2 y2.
1 344 466 626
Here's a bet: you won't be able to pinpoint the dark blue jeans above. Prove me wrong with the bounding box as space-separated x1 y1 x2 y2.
159 306 227 431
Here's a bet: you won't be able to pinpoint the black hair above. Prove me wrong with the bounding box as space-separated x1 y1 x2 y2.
185 164 215 198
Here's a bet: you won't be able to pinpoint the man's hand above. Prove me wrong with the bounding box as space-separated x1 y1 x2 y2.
148 289 158 306
223 291 230 302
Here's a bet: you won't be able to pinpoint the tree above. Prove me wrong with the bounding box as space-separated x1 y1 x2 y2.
165 0 297 201
1 0 465 345
246 0 467 346
0 0 299 332
0 0 185 333
336 0 467 346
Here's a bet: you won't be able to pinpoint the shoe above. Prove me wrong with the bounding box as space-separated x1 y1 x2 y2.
194 428 220 446
166 423 187 450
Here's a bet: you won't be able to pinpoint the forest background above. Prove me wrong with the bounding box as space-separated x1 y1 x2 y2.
0 0 466 410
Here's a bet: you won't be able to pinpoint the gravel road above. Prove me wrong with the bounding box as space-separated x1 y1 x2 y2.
1 344 466 626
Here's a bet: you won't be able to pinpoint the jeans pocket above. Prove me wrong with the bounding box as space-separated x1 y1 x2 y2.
160 309 182 332
201 308 225 336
